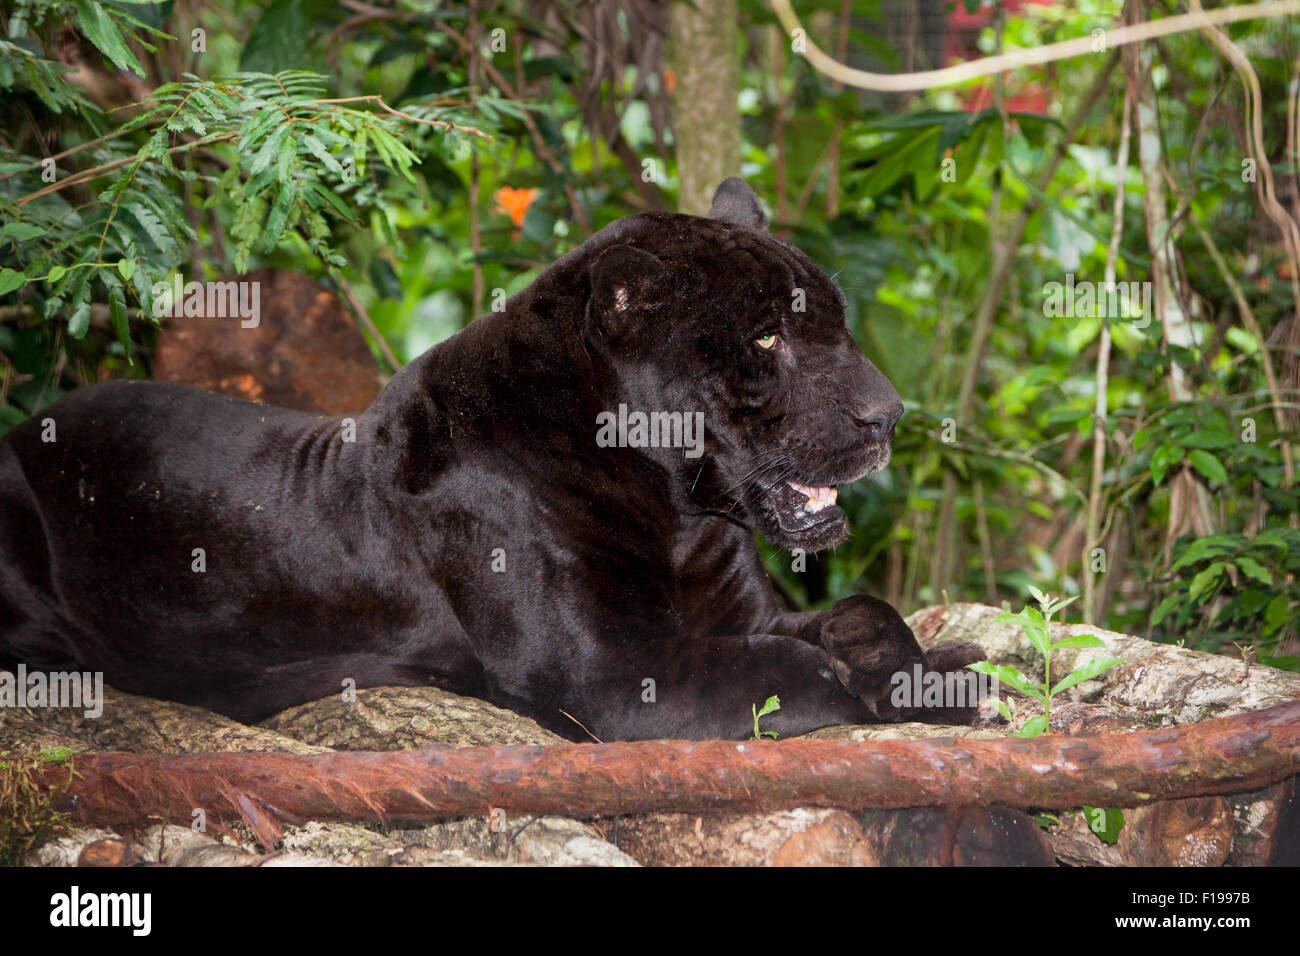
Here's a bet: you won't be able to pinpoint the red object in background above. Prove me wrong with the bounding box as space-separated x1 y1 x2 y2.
945 0 1053 114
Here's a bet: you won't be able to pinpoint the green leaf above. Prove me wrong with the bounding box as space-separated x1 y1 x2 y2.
1170 535 1236 572
67 299 91 339
1044 595 1079 617
520 204 557 244
74 0 145 77
1022 616 1051 658
249 124 290 177
1082 805 1124 844
1264 594 1289 635
1150 593 1182 627
260 184 297 251
967 661 1038 697
857 128 939 197
756 695 781 719
126 202 179 257
117 259 136 281
1180 430 1237 450
1188 562 1225 601
1150 443 1181 485
240 2 310 73
305 182 357 222
1018 715 1048 738
2 222 46 241
101 271 131 359
1051 657 1124 695
47 265 67 284
1051 633 1106 649
1261 655 1300 673
1187 449 1228 485
1234 556 1274 587
0 268 27 296
301 134 343 175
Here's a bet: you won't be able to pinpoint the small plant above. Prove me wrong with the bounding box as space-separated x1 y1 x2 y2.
752 695 781 740
968 586 1124 737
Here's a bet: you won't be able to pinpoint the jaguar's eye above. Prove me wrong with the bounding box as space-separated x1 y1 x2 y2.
755 334 778 350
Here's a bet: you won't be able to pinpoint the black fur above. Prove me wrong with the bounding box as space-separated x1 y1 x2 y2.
0 180 982 739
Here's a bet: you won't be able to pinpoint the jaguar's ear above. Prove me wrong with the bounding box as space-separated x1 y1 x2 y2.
707 177 768 231
587 243 668 340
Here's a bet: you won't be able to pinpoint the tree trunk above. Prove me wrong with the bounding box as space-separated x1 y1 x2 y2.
669 0 742 215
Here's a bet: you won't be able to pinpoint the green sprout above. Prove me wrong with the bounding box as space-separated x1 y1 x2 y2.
968 586 1124 738
752 694 781 740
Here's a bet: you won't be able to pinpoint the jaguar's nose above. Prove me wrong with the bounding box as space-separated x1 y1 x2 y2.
855 401 903 440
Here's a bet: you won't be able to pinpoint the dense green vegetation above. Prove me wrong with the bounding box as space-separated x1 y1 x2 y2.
1 0 1296 667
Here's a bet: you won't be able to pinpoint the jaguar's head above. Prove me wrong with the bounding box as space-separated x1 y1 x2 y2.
583 178 902 552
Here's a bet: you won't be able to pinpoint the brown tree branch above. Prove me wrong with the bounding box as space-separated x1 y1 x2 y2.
26 701 1300 849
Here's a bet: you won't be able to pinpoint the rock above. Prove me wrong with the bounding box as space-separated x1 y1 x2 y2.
260 685 564 749
611 808 877 866
858 806 1056 866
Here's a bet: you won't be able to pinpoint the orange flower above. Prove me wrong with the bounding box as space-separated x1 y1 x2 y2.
493 186 537 228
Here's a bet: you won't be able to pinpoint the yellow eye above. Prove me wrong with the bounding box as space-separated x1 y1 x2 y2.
755 334 778 350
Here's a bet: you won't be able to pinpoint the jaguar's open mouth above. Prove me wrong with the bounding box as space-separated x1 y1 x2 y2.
769 479 846 538
751 440 893 550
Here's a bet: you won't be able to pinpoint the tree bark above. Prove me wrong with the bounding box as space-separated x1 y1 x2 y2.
669 0 742 215
26 701 1300 847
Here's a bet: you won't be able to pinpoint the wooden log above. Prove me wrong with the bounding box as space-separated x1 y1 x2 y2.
23 701 1300 846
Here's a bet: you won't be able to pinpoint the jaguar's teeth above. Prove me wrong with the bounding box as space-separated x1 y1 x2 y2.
788 482 837 513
